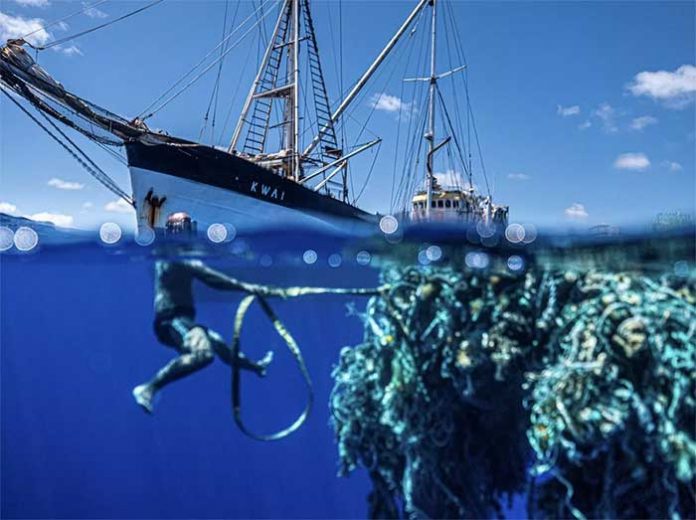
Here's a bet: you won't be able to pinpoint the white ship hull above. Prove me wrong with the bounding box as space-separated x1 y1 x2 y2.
129 166 374 237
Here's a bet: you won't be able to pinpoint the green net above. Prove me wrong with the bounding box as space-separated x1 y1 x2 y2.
331 264 695 519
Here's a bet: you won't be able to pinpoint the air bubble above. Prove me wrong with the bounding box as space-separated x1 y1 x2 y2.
207 223 228 243
505 223 525 244
14 226 38 251
135 226 155 246
465 251 490 269
418 250 430 266
303 249 318 265
507 255 525 272
356 250 371 266
379 215 399 235
328 253 342 268
99 222 122 244
0 226 14 251
425 245 442 262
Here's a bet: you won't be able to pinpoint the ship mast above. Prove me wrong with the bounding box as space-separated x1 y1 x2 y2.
426 0 437 217
410 0 456 217
291 0 301 181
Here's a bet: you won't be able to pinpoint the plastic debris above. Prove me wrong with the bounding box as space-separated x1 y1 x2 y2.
330 264 695 519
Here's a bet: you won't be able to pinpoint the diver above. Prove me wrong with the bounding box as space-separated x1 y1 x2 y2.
132 213 273 414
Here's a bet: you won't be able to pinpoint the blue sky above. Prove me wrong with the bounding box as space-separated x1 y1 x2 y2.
1 0 694 231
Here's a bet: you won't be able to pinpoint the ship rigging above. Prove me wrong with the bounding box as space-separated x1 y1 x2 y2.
0 0 507 234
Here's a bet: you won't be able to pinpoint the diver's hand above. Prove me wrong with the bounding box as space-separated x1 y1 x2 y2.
184 326 211 351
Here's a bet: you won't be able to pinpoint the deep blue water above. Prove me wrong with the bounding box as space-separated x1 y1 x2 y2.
1 233 384 519
5 225 690 519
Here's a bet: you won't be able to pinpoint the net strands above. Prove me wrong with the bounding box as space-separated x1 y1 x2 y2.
0 41 146 146
179 262 385 441
330 263 695 519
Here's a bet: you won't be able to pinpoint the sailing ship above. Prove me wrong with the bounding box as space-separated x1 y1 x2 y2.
0 0 508 236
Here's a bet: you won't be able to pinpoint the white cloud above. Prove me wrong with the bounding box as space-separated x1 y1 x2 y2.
28 212 73 227
0 201 75 227
578 120 592 130
630 115 657 131
565 203 588 220
507 173 530 181
48 177 85 190
55 44 83 56
0 11 51 46
0 201 20 215
434 169 475 190
370 93 414 115
13 0 51 7
82 201 94 209
628 65 696 108
56 21 68 31
663 161 683 172
104 199 134 213
614 152 650 171
594 103 618 133
557 104 580 117
82 2 107 19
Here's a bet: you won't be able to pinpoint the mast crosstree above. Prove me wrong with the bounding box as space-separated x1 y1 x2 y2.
230 0 340 189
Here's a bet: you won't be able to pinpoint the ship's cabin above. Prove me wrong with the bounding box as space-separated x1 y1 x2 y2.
410 188 508 225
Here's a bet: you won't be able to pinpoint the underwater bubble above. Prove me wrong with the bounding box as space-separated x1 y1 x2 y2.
303 249 318 265
135 226 155 246
356 250 371 266
505 223 525 244
384 231 404 244
207 223 227 243
230 240 248 255
0 226 14 251
418 250 430 266
425 245 442 262
99 222 122 244
522 223 537 244
476 220 496 238
465 251 490 269
674 260 689 277
481 233 500 247
13 226 38 251
328 253 342 268
507 255 525 272
259 254 273 267
379 215 399 235
466 225 481 244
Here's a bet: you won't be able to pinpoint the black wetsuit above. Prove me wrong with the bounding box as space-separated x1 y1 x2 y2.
153 260 237 351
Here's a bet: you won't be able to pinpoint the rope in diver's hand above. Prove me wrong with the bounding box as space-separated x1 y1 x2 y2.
230 294 314 442
229 283 387 441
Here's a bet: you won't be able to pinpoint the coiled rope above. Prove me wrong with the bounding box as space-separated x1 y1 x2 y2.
218 271 386 441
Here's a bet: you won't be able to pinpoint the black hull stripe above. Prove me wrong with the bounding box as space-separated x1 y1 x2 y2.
125 141 376 223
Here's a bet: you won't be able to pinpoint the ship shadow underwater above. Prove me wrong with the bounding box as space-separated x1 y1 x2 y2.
1 228 694 519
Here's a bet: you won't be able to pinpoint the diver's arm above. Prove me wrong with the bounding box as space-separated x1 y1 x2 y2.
184 260 382 298
185 260 266 294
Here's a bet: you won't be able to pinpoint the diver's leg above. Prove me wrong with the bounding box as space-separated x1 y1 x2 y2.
133 325 214 414
207 329 274 377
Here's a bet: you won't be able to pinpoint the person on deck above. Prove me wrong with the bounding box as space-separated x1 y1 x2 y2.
132 215 273 414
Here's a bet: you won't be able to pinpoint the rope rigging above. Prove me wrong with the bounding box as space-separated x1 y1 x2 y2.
137 0 279 121
24 0 165 52
1 88 133 205
19 0 110 42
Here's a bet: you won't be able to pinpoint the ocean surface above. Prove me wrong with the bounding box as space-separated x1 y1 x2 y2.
1 221 693 519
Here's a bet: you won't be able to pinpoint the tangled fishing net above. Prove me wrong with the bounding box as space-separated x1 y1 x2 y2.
330 263 695 519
